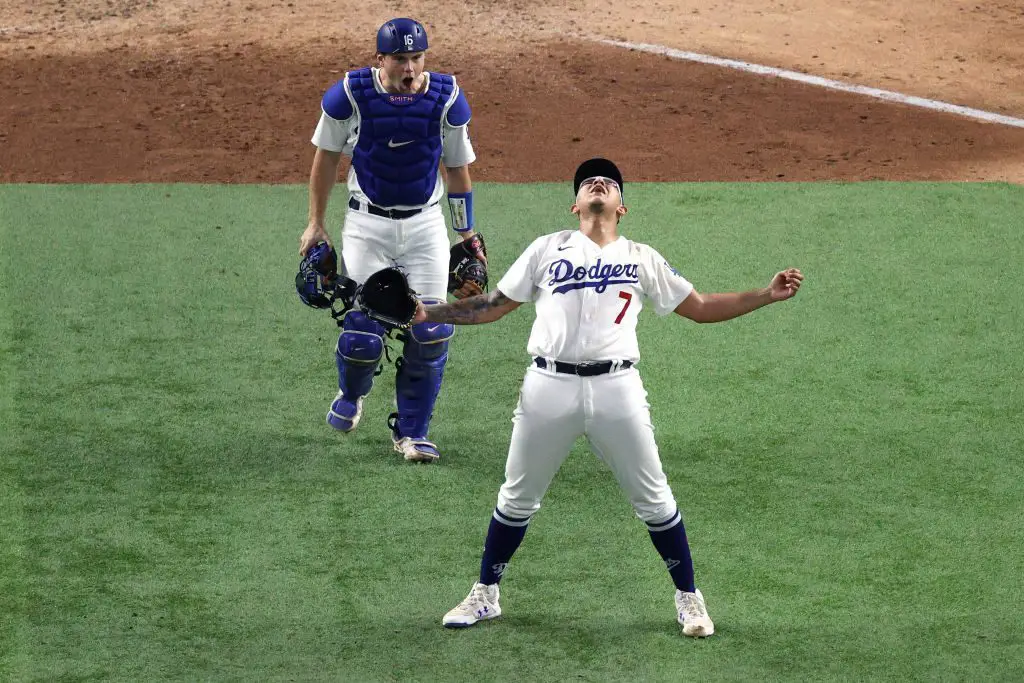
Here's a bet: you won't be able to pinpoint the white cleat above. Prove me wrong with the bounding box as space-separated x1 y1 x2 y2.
393 436 441 463
676 588 715 637
442 582 501 628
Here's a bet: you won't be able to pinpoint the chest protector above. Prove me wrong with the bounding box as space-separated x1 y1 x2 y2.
347 68 456 208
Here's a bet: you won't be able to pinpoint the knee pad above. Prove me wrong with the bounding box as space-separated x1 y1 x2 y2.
337 310 387 365
335 311 387 399
403 319 454 363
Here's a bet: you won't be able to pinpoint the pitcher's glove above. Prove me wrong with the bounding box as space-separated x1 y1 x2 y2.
356 267 419 330
448 233 488 298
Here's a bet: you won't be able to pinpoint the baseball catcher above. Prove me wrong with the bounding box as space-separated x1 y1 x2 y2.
298 17 479 464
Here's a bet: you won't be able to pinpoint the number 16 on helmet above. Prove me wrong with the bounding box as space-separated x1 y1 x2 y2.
376 18 428 54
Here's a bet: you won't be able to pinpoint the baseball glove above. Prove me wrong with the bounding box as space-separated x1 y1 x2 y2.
448 233 488 298
356 267 419 329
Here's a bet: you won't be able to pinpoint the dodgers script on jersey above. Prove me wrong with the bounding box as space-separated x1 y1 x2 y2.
497 230 694 363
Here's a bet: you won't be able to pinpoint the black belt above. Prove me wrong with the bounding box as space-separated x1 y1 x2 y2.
533 358 633 377
348 197 436 220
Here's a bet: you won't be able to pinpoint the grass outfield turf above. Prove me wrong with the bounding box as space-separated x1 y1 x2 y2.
1 182 1022 681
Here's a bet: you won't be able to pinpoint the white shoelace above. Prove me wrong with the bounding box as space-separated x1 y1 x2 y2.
461 585 491 609
678 593 706 617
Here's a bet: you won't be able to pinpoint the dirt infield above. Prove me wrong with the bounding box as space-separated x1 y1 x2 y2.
2 0 1022 183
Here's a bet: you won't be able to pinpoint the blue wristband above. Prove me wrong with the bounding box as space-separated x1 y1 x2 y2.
447 191 474 233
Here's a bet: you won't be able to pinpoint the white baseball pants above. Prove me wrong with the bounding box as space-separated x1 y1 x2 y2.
340 204 450 302
496 365 678 523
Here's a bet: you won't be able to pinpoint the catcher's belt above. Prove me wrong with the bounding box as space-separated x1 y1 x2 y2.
348 197 439 220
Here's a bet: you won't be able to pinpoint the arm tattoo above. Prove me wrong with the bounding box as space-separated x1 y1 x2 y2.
424 290 513 325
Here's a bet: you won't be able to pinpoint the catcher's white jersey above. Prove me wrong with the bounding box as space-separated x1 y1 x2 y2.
497 230 694 363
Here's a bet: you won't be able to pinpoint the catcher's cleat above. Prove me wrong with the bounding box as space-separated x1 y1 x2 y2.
442 582 501 628
675 588 715 638
387 411 441 463
392 435 441 463
327 390 363 432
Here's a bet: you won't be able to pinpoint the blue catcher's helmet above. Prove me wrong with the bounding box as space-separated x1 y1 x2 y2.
376 18 428 54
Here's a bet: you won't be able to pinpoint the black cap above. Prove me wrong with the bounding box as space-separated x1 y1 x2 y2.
573 158 624 196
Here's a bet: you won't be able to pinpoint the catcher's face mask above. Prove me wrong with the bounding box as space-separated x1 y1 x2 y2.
296 242 340 309
296 242 358 322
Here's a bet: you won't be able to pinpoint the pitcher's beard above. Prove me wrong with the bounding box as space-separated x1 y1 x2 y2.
587 199 606 213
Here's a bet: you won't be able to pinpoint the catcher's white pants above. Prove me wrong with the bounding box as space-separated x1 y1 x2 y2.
340 203 450 302
496 364 678 524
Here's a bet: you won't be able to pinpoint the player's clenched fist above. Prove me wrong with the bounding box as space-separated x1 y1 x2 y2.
768 268 804 301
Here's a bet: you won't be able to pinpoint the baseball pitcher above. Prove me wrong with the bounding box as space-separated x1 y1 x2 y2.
415 158 805 636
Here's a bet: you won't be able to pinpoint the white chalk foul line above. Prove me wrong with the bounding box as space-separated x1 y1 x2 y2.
599 39 1024 129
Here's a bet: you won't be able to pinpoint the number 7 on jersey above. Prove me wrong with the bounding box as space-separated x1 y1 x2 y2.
614 290 632 324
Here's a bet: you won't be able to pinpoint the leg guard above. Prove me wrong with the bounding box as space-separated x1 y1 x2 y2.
328 311 386 432
391 319 454 440
335 311 386 399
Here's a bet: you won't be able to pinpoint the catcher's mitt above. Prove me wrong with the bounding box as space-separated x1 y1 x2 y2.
356 267 419 329
448 233 488 298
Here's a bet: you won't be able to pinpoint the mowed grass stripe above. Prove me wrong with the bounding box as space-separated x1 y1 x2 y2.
1 186 28 677
0 182 1021 681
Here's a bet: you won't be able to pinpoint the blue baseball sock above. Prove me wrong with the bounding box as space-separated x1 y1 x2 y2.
646 510 696 593
479 509 530 585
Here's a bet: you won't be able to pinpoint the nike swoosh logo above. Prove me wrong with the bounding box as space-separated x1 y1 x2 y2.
388 139 414 148
557 245 572 251
426 325 439 333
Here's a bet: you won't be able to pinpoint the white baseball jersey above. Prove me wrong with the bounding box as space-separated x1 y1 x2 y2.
491 230 694 526
311 68 476 210
497 230 695 363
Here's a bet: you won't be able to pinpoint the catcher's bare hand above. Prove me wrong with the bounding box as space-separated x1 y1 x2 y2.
300 222 331 256
769 268 804 301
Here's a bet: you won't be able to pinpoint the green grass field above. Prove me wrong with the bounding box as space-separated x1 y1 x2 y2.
2 182 1022 681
